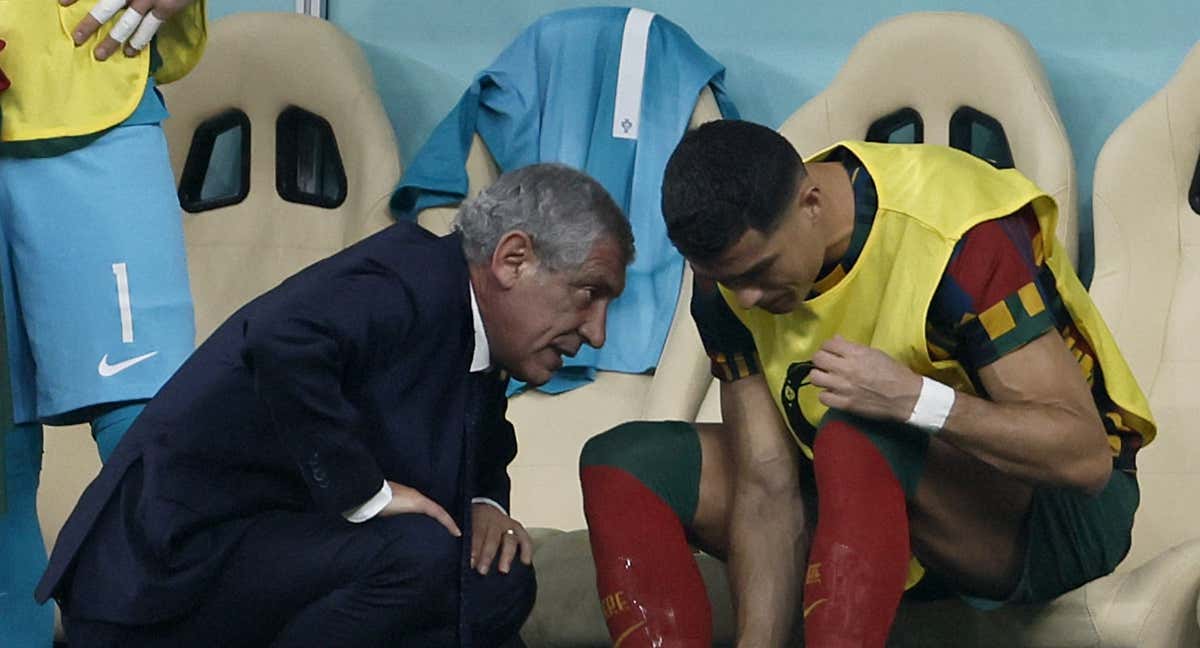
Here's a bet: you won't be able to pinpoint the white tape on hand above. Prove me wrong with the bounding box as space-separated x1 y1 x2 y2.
128 12 164 51
88 0 127 26
108 8 143 43
907 376 956 432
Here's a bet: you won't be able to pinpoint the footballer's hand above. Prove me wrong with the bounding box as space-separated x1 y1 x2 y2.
810 335 924 422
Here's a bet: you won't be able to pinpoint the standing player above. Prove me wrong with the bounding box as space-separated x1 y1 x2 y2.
0 2 205 645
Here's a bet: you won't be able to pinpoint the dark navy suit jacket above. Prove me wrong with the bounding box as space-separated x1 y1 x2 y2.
36 222 517 624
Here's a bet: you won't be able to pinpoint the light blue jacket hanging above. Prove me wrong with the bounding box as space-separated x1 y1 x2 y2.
392 6 739 394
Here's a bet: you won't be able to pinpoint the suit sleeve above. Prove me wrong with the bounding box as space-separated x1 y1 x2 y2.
474 372 518 512
242 267 414 515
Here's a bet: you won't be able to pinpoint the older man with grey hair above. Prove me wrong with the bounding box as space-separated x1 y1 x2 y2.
37 163 633 648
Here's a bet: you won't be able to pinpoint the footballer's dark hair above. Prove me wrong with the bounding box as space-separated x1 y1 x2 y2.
662 120 805 263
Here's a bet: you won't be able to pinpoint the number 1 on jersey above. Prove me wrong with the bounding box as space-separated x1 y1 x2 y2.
113 262 134 343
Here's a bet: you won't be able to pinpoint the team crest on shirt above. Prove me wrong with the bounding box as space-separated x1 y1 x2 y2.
781 360 818 448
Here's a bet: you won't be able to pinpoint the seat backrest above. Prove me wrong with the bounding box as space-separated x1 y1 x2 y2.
160 12 400 342
779 12 1080 265
418 89 721 529
1090 41 1200 571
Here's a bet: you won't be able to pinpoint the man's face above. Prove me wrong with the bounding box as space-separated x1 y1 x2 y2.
689 198 824 315
488 236 627 386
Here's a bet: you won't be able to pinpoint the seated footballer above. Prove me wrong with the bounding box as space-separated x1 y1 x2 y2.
578 120 1155 647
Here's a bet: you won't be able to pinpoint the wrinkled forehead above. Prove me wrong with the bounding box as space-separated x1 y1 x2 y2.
572 237 628 295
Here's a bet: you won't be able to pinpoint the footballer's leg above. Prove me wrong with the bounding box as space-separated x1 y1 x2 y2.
580 421 737 647
906 436 1135 608
0 145 55 648
1 124 194 447
801 412 916 648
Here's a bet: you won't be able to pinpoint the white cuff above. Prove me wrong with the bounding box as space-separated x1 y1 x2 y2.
343 481 392 523
471 497 507 516
907 376 956 432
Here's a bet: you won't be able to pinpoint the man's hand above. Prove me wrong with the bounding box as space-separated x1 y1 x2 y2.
470 503 533 576
378 481 462 537
810 335 924 422
59 0 196 61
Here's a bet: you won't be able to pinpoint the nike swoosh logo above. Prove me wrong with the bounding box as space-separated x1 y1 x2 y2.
98 351 158 377
803 598 829 618
612 620 647 648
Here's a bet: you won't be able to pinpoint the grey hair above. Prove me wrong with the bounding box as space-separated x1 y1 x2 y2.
455 163 634 272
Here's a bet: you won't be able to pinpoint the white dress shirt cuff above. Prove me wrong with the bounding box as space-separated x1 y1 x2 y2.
343 481 392 523
471 497 507 516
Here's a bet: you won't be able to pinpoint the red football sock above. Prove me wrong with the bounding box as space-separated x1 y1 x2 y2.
581 465 712 647
803 420 910 648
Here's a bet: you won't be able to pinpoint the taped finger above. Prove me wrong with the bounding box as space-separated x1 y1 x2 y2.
128 11 163 51
108 8 143 43
88 0 126 25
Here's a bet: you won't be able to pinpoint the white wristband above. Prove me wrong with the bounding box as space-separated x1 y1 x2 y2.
907 376 955 432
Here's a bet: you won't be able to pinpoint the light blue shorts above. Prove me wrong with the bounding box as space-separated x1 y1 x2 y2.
0 124 195 425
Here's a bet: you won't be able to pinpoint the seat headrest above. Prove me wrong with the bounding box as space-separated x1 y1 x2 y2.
780 12 1079 263
160 12 401 342
160 12 381 129
1090 40 1200 388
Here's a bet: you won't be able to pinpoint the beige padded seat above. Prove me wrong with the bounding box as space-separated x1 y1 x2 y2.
779 11 1080 266
1085 38 1200 646
161 12 400 342
880 38 1200 648
38 12 401 638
